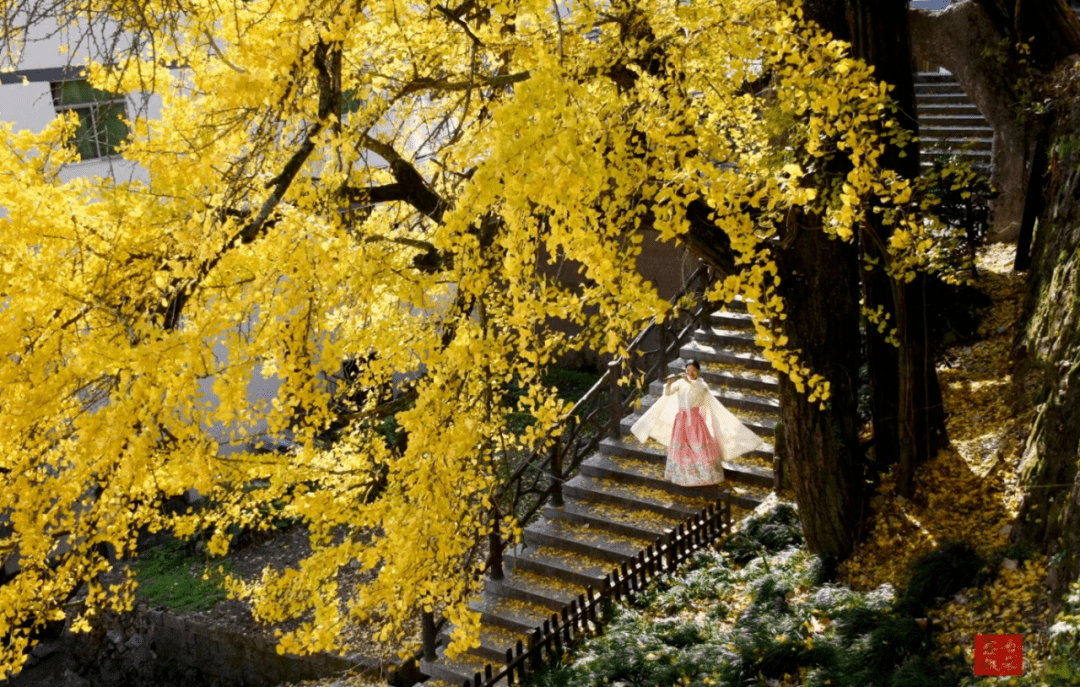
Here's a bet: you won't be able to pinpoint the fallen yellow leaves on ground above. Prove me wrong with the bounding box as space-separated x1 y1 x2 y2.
839 243 1054 671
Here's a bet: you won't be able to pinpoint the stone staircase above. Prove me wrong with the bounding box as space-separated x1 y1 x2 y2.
915 71 993 169
420 299 781 686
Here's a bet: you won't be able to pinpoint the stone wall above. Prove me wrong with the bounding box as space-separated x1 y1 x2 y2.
141 608 384 687
13 606 385 687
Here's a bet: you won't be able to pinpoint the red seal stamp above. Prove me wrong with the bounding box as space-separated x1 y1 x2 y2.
974 634 1023 676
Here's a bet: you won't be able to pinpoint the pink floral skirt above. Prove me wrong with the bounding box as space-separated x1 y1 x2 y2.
666 407 724 486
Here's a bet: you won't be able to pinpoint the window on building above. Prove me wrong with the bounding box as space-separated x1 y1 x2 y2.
50 80 129 161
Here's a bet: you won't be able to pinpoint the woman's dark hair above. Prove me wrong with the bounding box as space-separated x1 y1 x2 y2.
686 359 701 372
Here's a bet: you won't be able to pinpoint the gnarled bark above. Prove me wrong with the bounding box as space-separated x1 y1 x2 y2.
772 223 866 557
909 0 1035 241
1012 72 1080 610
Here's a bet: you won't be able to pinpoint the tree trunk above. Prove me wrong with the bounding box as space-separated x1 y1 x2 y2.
846 0 948 495
774 220 866 557
975 0 1080 67
1012 80 1080 611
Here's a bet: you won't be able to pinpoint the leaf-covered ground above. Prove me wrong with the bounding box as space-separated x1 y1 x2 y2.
837 243 1059 674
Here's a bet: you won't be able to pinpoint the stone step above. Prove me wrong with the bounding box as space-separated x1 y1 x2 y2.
423 646 497 687
484 569 585 613
562 474 712 520
585 446 776 492
916 102 982 117
597 438 775 487
469 589 555 636
664 357 779 394
919 136 993 152
504 543 611 590
438 624 529 666
599 435 774 467
680 340 772 372
642 380 780 416
915 92 976 106
920 125 993 139
921 146 993 161
580 453 725 500
915 71 958 83
543 497 678 541
620 404 777 439
523 517 655 565
692 325 758 350
710 294 757 313
919 114 992 129
708 310 761 331
914 81 968 94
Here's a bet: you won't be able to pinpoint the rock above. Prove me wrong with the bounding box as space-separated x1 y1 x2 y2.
999 524 1012 537
126 644 156 669
98 662 122 686
105 629 124 647
125 633 143 650
31 640 59 659
62 669 91 687
1003 558 1019 571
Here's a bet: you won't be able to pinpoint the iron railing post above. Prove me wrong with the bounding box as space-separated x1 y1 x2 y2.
657 320 669 377
607 361 621 440
550 435 564 508
422 610 437 662
488 506 505 581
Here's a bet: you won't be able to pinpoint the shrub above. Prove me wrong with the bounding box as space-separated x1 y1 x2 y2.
721 503 804 565
895 541 990 616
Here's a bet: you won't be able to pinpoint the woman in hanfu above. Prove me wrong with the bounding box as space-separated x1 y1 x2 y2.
630 360 762 487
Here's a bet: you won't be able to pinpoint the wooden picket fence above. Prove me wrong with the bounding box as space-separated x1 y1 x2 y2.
457 494 733 687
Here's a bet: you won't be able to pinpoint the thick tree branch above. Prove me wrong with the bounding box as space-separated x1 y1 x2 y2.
152 40 343 331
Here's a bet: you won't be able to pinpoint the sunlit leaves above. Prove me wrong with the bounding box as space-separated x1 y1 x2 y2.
0 0 981 669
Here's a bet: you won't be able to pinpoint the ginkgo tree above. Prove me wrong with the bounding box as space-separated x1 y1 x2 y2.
0 0 973 673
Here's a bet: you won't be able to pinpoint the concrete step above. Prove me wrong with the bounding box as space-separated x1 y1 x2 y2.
919 114 992 129
691 326 758 350
920 125 993 139
914 81 967 94
543 497 678 541
915 71 959 84
484 569 585 613
504 543 611 590
708 310 762 331
919 136 993 152
680 340 772 372
599 436 774 469
422 646 497 687
438 624 529 666
469 588 555 636
523 517 655 564
916 102 982 117
921 146 993 161
647 380 779 414
664 357 779 394
621 403 778 438
562 474 713 520
915 92 976 106
587 445 775 490
580 453 724 500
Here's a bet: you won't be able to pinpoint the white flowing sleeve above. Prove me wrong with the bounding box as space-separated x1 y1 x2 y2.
630 382 681 447
703 385 763 459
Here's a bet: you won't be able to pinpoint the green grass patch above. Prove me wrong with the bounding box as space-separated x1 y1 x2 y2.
132 539 234 612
